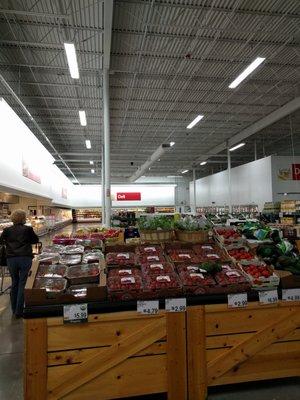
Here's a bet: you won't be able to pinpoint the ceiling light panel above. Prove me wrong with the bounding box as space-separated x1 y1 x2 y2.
64 43 80 79
229 57 265 89
187 115 204 129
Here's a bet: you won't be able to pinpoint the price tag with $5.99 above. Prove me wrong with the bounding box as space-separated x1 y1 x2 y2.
63 303 88 324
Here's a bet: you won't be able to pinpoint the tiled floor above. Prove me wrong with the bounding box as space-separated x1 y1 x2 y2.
0 224 299 399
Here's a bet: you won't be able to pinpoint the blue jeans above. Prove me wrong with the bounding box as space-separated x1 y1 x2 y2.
7 256 32 316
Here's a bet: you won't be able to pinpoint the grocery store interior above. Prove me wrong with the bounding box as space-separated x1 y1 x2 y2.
0 0 300 399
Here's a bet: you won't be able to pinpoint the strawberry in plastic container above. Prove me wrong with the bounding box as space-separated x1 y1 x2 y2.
228 248 254 261
141 262 175 276
179 270 217 294
137 245 163 256
176 264 208 274
144 273 181 290
108 268 142 279
168 249 200 263
108 275 143 301
106 252 136 266
139 253 165 264
215 267 249 285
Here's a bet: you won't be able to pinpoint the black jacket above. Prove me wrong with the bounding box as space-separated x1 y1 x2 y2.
0 224 39 258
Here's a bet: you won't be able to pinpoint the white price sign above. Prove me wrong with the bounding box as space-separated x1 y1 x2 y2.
165 298 187 313
227 293 248 308
282 288 300 302
63 303 88 324
137 300 159 315
259 289 278 305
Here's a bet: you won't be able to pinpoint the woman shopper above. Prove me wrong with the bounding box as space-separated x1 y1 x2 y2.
0 209 39 318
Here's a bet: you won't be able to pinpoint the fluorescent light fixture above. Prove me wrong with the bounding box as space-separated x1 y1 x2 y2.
200 161 207 166
229 57 265 89
85 139 91 149
170 141 175 147
187 115 204 129
91 169 95 174
182 169 189 174
79 110 87 126
64 43 80 79
229 142 245 152
89 161 94 165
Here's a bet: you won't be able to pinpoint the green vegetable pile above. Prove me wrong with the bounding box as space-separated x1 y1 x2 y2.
137 215 174 231
175 216 210 231
199 261 222 274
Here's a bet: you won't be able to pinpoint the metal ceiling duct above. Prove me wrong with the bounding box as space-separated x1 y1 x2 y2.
128 144 171 183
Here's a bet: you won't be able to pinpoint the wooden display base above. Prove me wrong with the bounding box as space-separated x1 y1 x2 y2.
24 301 300 399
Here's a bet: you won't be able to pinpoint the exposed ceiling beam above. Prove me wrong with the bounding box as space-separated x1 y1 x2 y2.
195 97 300 164
0 8 68 19
115 0 300 19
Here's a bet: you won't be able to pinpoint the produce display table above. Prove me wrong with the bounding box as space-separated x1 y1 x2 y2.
24 300 300 400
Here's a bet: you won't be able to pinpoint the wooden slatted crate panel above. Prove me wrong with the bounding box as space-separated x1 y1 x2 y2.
24 310 188 400
204 302 300 387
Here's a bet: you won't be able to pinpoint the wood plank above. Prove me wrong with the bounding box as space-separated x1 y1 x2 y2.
48 318 165 351
24 318 47 400
210 357 300 386
48 341 166 366
47 310 166 326
206 306 299 335
166 312 187 400
48 317 166 399
207 340 300 362
207 309 300 384
48 354 167 399
205 301 300 313
187 306 207 400
206 328 300 349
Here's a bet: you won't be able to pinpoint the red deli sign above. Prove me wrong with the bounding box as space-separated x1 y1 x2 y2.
292 164 300 180
116 192 141 201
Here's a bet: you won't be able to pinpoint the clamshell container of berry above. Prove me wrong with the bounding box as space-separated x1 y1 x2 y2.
66 264 100 285
34 277 67 293
179 270 217 295
37 264 67 278
108 267 142 279
141 262 175 276
168 249 200 263
59 254 82 266
42 245 65 254
37 253 60 265
82 250 104 264
107 276 143 301
136 245 163 255
139 253 166 264
106 252 137 266
62 245 85 255
143 273 182 299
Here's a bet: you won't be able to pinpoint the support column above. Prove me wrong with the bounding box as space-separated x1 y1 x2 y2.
193 168 197 215
101 144 106 226
103 68 111 227
227 146 232 214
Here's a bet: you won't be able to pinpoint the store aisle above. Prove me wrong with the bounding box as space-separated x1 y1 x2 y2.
0 295 23 400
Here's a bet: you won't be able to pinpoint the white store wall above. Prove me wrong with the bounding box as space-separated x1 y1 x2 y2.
191 157 274 211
